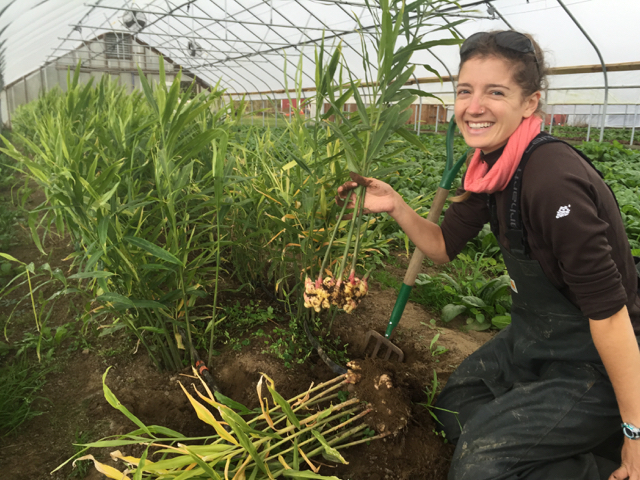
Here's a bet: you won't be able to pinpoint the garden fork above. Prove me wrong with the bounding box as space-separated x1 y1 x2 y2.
363 118 469 362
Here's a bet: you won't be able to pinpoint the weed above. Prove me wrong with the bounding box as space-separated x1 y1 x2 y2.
217 300 276 352
0 357 51 437
337 390 349 403
370 269 401 291
260 325 313 369
362 426 376 445
0 209 21 250
14 324 71 362
418 369 460 443
97 341 132 359
67 430 92 479
429 332 449 358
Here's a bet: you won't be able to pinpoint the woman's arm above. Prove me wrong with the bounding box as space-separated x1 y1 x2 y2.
388 199 450 264
337 173 450 264
589 306 640 480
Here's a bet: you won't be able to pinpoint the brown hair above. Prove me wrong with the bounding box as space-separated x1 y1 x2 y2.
458 31 547 117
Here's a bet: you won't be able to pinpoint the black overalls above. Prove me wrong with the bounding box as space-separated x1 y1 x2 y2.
434 135 627 480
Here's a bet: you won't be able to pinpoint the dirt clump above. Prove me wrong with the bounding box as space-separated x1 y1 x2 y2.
346 358 411 436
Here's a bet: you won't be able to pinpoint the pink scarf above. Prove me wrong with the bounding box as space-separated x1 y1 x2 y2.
463 115 543 194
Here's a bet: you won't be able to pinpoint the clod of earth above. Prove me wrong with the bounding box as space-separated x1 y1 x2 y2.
346 359 411 436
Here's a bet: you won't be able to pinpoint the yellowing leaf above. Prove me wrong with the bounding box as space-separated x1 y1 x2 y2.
282 160 297 171
175 332 185 350
278 455 292 470
253 187 283 206
225 457 231 480
110 450 144 466
178 382 238 445
73 454 132 480
232 457 251 480
265 228 286 247
292 382 314 407
256 377 276 430
192 366 216 402
297 448 319 473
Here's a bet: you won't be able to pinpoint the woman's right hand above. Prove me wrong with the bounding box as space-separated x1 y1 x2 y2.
336 172 403 217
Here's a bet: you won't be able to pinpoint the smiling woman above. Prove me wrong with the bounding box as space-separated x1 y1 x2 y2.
434 31 640 480
455 56 540 154
338 29 640 480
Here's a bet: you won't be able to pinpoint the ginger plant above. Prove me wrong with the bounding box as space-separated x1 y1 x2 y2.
303 0 464 315
59 368 387 480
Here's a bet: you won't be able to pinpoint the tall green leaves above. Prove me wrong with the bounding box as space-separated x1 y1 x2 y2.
337 0 464 176
3 63 236 370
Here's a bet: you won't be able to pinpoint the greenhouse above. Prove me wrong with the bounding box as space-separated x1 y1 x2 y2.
0 1 639 479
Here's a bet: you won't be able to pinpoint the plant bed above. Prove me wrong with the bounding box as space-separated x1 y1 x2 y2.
0 246 492 479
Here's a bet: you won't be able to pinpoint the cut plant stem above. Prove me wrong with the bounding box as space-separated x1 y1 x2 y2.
252 374 347 422
318 190 351 280
229 403 366 470
335 185 364 282
349 187 367 274
327 306 340 333
334 431 393 450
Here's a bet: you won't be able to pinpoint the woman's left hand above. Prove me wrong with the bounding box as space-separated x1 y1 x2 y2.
610 439 640 480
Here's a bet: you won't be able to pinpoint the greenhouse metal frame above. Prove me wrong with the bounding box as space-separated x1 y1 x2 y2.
1 0 639 142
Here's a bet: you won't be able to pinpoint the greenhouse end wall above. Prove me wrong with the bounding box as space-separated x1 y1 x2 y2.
0 34 197 127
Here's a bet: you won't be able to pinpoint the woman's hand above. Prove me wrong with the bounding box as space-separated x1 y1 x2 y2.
336 172 403 217
610 439 640 480
338 172 449 264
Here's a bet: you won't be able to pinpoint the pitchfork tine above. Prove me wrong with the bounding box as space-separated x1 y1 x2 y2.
371 341 381 359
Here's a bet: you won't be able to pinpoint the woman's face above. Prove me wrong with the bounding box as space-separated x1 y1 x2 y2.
454 56 540 154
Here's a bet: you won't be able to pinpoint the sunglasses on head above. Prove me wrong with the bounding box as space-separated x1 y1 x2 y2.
461 31 540 74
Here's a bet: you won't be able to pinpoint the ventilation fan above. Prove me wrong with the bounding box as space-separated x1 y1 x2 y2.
122 10 147 31
186 40 203 58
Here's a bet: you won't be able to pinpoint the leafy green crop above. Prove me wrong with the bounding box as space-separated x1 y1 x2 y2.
416 250 512 331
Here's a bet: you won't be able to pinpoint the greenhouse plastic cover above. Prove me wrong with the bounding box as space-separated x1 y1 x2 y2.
0 0 638 107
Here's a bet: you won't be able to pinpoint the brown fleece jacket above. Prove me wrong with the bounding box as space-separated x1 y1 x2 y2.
440 141 640 332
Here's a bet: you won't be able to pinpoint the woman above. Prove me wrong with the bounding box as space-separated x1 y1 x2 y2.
338 31 640 480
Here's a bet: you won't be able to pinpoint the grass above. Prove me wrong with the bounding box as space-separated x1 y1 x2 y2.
0 357 51 437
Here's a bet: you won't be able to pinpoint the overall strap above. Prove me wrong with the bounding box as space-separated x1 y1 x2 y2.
490 132 620 259
488 132 586 259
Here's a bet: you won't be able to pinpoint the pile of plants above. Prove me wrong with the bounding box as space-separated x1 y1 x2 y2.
56 368 391 480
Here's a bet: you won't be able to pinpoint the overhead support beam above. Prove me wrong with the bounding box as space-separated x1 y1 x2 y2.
188 0 497 68
552 62 640 75
228 62 640 96
63 29 299 46
484 1 514 30
85 4 354 32
49 0 195 67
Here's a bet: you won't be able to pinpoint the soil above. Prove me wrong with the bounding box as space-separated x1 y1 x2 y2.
0 187 492 480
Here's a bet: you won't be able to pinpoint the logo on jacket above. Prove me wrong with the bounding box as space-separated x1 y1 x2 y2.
556 205 571 219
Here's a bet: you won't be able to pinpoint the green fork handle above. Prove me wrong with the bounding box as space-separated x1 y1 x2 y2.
384 118 468 338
